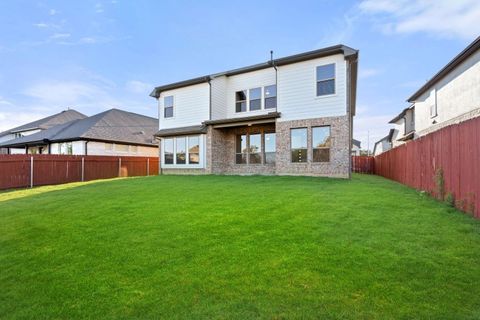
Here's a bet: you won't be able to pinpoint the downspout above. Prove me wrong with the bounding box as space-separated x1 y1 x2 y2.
270 50 278 113
346 59 352 179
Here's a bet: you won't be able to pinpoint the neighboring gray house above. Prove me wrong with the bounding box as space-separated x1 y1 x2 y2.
0 109 86 154
0 109 158 156
373 129 394 156
151 45 358 178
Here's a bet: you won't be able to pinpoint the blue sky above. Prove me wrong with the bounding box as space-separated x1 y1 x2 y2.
0 0 479 149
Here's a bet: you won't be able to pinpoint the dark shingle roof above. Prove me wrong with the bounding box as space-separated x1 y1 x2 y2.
0 109 158 147
0 109 87 137
352 139 361 148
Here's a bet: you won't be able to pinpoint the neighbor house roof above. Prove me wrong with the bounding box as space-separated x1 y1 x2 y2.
352 139 361 148
407 36 480 102
0 109 158 147
373 129 395 155
389 104 414 124
150 44 358 98
0 109 86 138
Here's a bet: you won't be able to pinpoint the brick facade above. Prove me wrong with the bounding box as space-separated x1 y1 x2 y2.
161 116 351 178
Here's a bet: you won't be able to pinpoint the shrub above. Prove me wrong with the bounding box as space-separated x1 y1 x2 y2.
434 167 445 201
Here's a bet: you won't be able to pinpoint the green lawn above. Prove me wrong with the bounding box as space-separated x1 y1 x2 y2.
1 174 479 319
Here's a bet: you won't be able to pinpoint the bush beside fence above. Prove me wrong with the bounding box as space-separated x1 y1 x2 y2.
0 155 159 190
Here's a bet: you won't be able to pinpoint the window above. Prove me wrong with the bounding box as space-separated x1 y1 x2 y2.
58 142 73 155
249 133 262 164
264 132 276 164
235 134 247 164
316 64 335 96
249 88 262 111
164 138 174 164
312 126 331 162
291 128 307 162
188 136 200 164
164 96 174 118
264 85 277 109
115 144 129 152
176 137 186 164
235 90 247 112
104 143 113 151
430 89 437 118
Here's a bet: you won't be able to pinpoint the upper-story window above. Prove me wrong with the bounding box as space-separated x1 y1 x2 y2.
235 90 247 112
164 96 174 118
316 63 335 96
249 88 262 111
429 89 437 118
264 85 277 109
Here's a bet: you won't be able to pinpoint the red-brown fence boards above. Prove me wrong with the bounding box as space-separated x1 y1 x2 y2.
352 156 374 174
374 116 480 218
0 155 159 190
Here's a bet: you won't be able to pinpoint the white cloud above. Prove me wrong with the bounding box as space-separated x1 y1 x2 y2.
33 23 49 28
50 33 71 40
359 67 382 79
126 80 152 94
49 9 57 15
359 0 480 39
95 3 104 13
0 111 50 133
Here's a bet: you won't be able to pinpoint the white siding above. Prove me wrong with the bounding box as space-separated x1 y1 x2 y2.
50 141 86 155
413 49 480 134
224 68 276 119
277 54 347 121
211 76 228 120
159 82 210 129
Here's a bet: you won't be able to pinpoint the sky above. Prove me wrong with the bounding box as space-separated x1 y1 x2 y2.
0 0 479 150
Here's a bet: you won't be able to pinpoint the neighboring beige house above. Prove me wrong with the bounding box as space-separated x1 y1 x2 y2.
373 129 394 156
389 104 415 147
151 45 358 178
0 109 86 154
0 109 158 156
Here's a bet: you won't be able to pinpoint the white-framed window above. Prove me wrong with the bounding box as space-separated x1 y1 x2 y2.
235 90 247 112
104 143 113 151
316 63 335 96
291 128 307 162
235 132 275 165
114 144 129 152
249 88 262 111
429 89 437 118
264 85 277 109
164 96 174 118
312 126 331 162
162 135 204 167
264 132 276 164
58 142 73 155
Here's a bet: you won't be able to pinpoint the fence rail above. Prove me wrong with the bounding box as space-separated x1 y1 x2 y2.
0 155 159 190
374 116 480 218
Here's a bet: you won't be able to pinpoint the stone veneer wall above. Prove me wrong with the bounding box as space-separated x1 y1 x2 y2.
275 115 351 178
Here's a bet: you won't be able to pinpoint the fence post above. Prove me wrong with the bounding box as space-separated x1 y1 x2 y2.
81 157 85 182
118 157 122 177
147 158 150 176
30 156 34 188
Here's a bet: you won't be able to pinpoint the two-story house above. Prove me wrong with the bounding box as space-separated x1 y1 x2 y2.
151 45 358 178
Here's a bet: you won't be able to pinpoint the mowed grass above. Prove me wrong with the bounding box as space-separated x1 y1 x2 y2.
1 174 480 319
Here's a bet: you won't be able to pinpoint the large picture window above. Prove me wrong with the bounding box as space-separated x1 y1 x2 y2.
235 91 247 112
164 138 174 164
316 64 335 96
264 132 276 164
249 134 261 164
176 137 186 164
291 128 307 162
264 85 277 109
312 126 331 162
188 136 200 164
164 96 174 118
249 88 262 111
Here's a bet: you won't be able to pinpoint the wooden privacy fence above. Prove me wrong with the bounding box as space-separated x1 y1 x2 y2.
0 155 159 190
352 156 375 174
374 116 480 218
